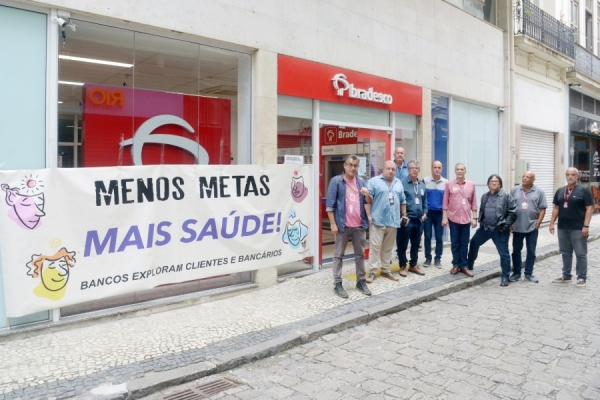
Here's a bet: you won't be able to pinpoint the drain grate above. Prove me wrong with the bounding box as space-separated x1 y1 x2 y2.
197 377 240 396
163 378 241 400
163 389 204 400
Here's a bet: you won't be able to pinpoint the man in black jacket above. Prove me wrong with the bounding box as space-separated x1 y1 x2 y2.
467 174 517 286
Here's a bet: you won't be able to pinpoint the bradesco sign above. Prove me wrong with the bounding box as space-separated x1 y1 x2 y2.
278 55 422 115
332 73 393 105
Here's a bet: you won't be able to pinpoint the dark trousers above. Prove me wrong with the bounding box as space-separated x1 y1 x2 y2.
557 229 588 280
424 210 443 261
511 229 539 276
468 227 511 279
449 221 470 268
397 218 422 267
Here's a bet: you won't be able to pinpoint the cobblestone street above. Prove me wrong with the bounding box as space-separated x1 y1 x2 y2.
147 241 600 400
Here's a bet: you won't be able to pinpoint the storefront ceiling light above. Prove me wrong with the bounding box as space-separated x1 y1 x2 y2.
59 55 133 68
59 80 85 86
58 101 63 104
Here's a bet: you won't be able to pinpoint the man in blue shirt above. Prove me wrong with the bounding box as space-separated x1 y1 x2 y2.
362 160 407 283
394 146 409 181
326 155 371 298
397 160 427 277
423 161 447 269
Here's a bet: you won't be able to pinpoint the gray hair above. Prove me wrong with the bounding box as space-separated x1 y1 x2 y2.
455 162 466 169
566 167 580 177
345 154 359 164
407 160 420 168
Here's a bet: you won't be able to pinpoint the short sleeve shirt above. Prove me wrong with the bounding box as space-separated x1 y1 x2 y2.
367 175 406 228
553 184 593 230
510 184 547 233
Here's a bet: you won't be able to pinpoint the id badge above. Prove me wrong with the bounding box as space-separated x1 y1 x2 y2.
563 203 568 209
461 198 466 205
521 202 528 210
388 192 394 205
415 198 420 205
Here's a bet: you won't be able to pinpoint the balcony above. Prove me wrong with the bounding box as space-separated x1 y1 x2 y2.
567 45 600 95
513 0 575 68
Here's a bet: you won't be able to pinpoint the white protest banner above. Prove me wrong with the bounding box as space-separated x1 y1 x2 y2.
0 164 312 317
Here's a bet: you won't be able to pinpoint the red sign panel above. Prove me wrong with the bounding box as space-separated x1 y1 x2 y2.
320 125 358 146
278 55 422 115
82 84 231 167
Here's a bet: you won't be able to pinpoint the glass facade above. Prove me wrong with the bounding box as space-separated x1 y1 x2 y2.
56 19 253 315
0 6 49 329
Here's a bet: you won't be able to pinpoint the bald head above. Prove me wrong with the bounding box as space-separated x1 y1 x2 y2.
521 171 535 189
394 147 405 166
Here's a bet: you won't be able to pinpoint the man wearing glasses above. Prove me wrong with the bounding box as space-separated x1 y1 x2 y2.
326 155 371 298
467 174 517 286
397 160 427 277
362 160 407 283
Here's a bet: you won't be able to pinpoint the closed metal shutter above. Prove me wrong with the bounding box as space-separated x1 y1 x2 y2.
520 127 555 223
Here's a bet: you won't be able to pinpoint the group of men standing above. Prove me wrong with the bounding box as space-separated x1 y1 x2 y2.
326 147 593 298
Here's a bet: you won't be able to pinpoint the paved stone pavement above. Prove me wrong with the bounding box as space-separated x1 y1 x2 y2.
145 241 600 400
1 217 599 400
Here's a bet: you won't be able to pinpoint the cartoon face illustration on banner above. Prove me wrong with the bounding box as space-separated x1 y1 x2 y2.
1 176 46 230
26 248 76 301
282 209 308 250
291 170 308 203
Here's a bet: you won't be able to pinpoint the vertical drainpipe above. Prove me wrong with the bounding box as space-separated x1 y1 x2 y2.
508 0 516 187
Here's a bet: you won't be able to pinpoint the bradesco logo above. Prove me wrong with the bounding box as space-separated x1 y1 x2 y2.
331 73 393 105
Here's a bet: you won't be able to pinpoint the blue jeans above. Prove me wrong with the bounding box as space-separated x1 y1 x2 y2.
511 229 539 276
424 210 443 261
449 221 470 268
397 219 422 267
468 227 511 279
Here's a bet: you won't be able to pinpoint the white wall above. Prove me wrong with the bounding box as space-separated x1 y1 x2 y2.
22 0 506 106
514 74 564 132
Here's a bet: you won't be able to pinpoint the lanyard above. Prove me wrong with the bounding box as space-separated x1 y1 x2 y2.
413 180 419 195
521 188 530 202
564 184 576 203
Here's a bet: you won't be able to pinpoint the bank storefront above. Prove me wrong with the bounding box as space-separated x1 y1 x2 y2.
274 55 423 273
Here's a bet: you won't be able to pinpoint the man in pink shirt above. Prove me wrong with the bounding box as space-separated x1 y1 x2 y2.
442 163 478 277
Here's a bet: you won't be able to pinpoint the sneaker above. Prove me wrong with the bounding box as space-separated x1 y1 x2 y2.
365 271 376 283
334 282 348 298
434 259 442 269
356 280 372 296
508 274 521 282
525 274 539 283
576 279 586 288
552 276 572 283
423 258 432 267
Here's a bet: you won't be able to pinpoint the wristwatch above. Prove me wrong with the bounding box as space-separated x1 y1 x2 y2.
583 225 589 228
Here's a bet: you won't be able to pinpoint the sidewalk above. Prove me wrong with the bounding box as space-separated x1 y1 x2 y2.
2 217 599 400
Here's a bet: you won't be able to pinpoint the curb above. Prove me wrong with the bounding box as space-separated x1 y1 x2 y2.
77 233 600 400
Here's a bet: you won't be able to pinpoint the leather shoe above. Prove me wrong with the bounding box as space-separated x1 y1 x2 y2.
500 278 509 287
380 272 399 281
365 271 376 283
460 268 473 277
398 267 408 277
450 266 459 275
508 273 521 282
408 266 425 276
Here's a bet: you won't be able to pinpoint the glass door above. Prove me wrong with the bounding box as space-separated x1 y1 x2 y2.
319 125 390 266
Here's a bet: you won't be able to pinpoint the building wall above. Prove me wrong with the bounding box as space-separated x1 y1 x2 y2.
19 0 505 107
513 73 565 132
